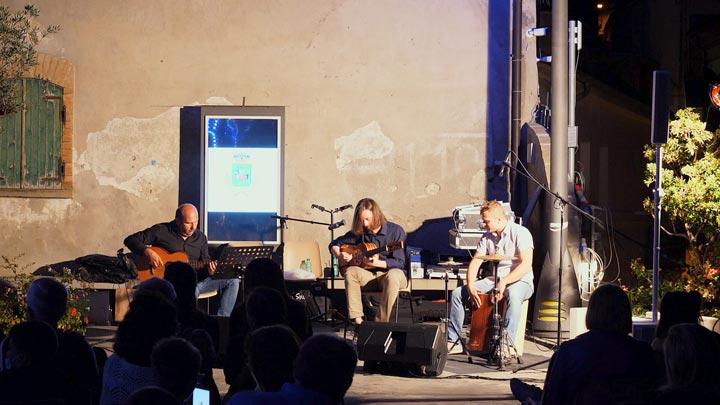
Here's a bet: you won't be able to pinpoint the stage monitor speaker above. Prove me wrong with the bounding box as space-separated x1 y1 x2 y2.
356 321 447 376
651 70 671 144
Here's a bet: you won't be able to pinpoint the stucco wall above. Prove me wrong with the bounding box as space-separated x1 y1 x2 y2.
0 0 540 272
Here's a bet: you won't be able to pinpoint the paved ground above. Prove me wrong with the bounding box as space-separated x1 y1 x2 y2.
89 322 552 404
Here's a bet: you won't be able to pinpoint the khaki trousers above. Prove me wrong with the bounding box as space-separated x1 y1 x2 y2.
345 266 408 322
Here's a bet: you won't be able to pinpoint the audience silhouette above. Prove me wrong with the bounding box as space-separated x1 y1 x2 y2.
100 290 177 405
244 324 301 392
511 284 658 404
650 323 720 404
26 277 100 404
151 337 202 403
0 320 80 403
227 333 358 405
224 258 311 392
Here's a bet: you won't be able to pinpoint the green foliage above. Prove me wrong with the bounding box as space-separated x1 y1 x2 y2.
642 108 720 315
0 255 89 336
622 259 685 316
0 4 60 116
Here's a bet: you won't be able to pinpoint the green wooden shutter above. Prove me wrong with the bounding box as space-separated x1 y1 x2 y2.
0 81 23 188
24 79 64 189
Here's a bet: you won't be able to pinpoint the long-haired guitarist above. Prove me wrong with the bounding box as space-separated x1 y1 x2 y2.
329 198 407 325
124 203 240 316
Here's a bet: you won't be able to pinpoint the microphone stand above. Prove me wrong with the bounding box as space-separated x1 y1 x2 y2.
271 214 332 321
502 155 603 373
309 204 354 328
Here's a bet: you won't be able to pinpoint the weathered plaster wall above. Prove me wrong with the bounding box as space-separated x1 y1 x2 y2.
1 0 539 272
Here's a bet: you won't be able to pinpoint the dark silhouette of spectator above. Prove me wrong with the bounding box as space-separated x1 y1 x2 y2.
151 337 202 404
650 323 720 404
227 333 358 405
650 291 702 385
652 291 702 351
511 284 657 404
164 262 220 356
245 324 301 392
134 276 177 303
181 328 222 405
25 276 101 404
224 258 311 389
224 287 289 399
124 386 181 405
228 258 312 340
0 320 78 403
100 291 178 405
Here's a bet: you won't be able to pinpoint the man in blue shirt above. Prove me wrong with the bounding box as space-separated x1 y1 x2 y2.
329 198 407 325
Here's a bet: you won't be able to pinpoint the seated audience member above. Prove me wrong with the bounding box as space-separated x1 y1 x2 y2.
228 258 312 340
100 291 178 405
224 287 290 399
125 386 181 405
652 291 701 351
245 324 301 392
0 320 78 403
650 323 720 404
26 277 100 403
134 276 177 303
227 333 358 405
510 284 657 405
182 328 222 405
650 291 702 384
151 337 202 404
224 258 311 387
165 262 220 352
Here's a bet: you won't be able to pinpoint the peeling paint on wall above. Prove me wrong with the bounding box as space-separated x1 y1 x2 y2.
334 121 394 173
77 108 180 201
0 199 82 229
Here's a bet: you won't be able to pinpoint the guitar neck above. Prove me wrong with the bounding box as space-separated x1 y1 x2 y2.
365 242 405 257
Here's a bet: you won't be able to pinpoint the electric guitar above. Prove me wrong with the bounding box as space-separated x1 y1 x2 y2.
135 246 211 281
338 241 405 276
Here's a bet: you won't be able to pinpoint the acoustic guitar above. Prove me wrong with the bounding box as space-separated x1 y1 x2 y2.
338 241 405 276
135 246 210 281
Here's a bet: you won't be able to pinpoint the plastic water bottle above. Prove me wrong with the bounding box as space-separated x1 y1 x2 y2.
306 257 312 275
300 260 306 272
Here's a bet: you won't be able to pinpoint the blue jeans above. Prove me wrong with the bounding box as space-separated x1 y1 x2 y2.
448 278 533 345
196 277 241 317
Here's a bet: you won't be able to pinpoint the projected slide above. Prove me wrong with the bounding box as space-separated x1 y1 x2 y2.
204 116 281 243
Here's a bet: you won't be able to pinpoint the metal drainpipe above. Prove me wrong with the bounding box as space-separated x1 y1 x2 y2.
510 0 522 208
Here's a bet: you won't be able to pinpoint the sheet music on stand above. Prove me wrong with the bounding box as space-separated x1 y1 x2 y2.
214 245 275 279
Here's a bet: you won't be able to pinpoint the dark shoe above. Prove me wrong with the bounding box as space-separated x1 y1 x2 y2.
510 378 542 403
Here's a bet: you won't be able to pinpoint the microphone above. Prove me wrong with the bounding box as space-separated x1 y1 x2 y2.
498 151 512 177
311 204 325 211
328 219 346 230
337 204 353 212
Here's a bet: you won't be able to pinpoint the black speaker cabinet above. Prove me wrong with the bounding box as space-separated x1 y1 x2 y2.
356 322 447 376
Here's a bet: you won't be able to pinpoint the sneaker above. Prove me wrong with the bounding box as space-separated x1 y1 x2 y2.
509 378 542 403
447 342 464 355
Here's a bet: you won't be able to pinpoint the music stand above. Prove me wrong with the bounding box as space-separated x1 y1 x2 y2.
214 245 275 279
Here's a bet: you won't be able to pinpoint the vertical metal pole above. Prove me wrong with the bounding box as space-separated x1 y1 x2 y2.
652 145 662 322
549 0 569 342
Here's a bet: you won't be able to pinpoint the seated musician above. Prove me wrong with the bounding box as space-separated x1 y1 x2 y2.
447 200 534 354
124 203 240 316
329 198 407 325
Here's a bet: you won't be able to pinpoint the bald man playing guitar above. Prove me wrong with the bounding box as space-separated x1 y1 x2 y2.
124 203 240 316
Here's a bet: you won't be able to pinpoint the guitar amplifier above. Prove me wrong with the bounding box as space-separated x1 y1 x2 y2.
449 229 482 250
452 201 515 233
